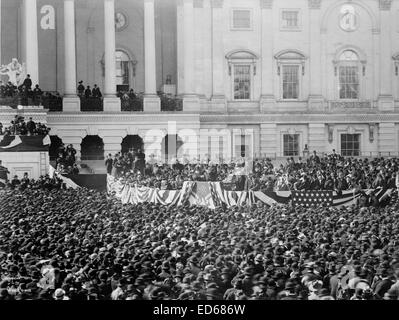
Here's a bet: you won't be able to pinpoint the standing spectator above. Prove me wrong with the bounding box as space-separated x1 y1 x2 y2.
105 154 113 175
128 89 137 99
26 117 36 136
77 81 85 96
0 160 9 187
33 84 43 104
92 84 102 98
84 86 92 98
10 175 21 189
22 74 32 90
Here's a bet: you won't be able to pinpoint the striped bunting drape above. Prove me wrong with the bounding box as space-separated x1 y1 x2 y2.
107 175 393 209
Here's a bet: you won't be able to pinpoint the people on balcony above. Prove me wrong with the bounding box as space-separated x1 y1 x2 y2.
0 115 50 136
92 84 102 98
77 80 85 97
84 86 92 99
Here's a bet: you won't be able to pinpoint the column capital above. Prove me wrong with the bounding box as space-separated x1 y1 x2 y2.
211 0 223 9
379 0 392 10
260 0 273 9
308 0 321 9
194 0 203 8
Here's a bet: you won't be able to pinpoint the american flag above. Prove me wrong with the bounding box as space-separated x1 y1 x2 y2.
292 191 333 207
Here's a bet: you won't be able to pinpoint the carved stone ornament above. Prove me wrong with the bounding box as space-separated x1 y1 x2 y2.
259 0 273 9
308 0 321 9
379 0 392 10
193 0 203 8
211 0 223 8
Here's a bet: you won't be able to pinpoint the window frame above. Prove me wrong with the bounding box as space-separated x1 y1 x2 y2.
281 64 300 100
282 134 300 157
230 8 253 31
232 64 252 101
340 133 361 157
232 129 254 160
333 49 366 101
275 50 307 101
280 8 302 32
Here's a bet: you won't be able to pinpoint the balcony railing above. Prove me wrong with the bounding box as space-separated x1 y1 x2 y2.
160 93 183 111
80 97 104 112
41 94 63 112
0 92 63 111
120 95 143 112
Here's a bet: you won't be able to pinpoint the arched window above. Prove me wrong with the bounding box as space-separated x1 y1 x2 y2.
338 50 359 99
333 49 366 100
115 50 130 91
101 50 137 92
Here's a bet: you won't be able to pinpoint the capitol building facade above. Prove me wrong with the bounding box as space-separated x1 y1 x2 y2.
1 0 399 164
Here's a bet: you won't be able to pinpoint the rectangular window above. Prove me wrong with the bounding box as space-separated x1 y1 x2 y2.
341 134 360 156
234 65 251 100
283 134 299 156
339 66 359 99
116 61 129 85
231 9 251 30
234 134 252 158
282 10 299 28
282 65 299 99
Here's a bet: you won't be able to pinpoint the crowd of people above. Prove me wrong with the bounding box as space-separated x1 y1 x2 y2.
0 116 50 136
106 150 398 193
55 143 79 175
77 81 102 99
0 172 65 191
0 183 399 300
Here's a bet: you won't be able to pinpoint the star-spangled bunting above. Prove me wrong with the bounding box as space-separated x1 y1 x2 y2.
292 191 334 207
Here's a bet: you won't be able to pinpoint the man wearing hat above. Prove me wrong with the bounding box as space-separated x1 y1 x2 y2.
77 81 84 96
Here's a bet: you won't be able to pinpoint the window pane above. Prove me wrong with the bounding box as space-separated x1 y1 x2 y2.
234 65 251 100
341 134 360 156
282 65 299 99
339 65 359 99
282 11 298 27
233 10 251 29
283 134 299 156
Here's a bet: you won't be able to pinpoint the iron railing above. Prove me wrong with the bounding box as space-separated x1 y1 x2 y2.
80 97 103 112
160 93 183 111
120 96 143 111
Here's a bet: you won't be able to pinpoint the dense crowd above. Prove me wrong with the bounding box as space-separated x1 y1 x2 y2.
107 150 398 192
0 172 65 191
0 116 50 136
55 143 79 175
1 185 399 300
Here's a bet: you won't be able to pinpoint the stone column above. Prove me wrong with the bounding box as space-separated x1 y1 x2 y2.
102 136 123 159
181 0 200 112
308 0 324 111
260 0 275 112
378 0 394 111
0 0 2 66
143 0 160 112
308 123 326 154
63 0 80 112
210 0 226 112
22 0 39 86
103 0 121 112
